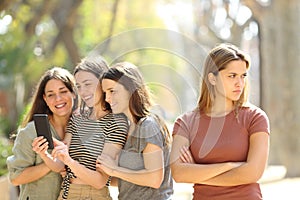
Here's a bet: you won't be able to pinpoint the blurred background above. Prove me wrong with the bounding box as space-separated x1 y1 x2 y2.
0 0 299 199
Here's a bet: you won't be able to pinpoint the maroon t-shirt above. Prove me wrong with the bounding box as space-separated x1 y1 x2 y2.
173 104 270 200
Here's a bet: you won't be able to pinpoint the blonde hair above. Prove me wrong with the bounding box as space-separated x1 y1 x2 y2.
197 43 251 114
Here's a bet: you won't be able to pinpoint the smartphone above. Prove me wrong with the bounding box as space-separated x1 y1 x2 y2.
33 114 54 149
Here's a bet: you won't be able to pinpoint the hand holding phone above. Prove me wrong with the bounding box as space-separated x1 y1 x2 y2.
33 114 54 149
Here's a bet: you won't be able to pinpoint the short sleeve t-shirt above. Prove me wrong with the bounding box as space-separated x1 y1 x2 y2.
61 112 128 199
172 105 270 200
68 112 128 171
118 115 173 200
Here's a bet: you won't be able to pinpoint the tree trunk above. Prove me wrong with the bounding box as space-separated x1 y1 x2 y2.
259 0 300 176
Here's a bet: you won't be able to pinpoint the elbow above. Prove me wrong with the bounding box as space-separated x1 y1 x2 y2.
250 164 266 183
94 182 107 190
93 174 110 189
149 178 163 189
252 170 264 183
172 173 185 183
148 171 163 189
171 164 185 183
10 179 19 186
10 177 20 186
172 175 183 183
241 167 265 184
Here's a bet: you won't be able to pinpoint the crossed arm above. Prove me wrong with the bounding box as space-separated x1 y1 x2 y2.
170 133 269 186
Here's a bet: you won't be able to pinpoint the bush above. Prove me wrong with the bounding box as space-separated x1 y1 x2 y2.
0 137 13 176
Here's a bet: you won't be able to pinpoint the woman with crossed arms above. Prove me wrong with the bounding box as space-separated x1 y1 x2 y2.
171 43 270 200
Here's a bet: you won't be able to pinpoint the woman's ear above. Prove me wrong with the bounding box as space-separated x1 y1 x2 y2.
208 72 216 85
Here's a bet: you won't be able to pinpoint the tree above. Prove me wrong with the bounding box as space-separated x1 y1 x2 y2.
0 0 169 136
250 0 300 177
191 0 300 176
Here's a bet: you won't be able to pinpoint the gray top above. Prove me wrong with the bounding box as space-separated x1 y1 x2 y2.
118 115 173 200
6 121 62 200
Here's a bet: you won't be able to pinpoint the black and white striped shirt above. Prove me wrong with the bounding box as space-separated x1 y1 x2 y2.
61 112 128 199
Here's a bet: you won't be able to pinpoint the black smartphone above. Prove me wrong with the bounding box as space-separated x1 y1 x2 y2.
33 114 54 149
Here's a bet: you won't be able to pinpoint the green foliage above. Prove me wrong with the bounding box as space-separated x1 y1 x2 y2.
0 116 10 138
17 102 33 128
1 0 188 135
0 137 12 176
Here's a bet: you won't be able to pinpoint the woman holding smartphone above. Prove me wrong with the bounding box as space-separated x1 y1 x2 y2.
7 67 77 200
32 57 128 200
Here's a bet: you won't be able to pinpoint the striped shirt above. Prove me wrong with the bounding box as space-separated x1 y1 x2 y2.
61 112 128 199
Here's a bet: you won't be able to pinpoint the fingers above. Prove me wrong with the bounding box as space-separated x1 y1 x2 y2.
60 169 67 178
51 142 68 160
52 148 68 158
180 146 194 163
53 137 64 146
32 136 49 154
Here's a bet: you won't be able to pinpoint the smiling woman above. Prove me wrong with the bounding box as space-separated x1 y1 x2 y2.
97 62 173 200
6 67 77 200
28 57 129 200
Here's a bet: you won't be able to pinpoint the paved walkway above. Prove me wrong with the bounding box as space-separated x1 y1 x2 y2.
109 165 300 200
261 177 300 200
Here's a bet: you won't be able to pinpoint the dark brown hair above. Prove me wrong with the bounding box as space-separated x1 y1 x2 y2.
21 67 76 127
101 62 172 147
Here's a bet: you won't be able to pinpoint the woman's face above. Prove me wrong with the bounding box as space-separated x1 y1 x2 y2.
102 79 131 116
43 79 74 117
213 60 248 103
74 71 101 108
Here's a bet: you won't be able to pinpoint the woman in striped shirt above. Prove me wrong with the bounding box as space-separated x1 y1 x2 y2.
32 57 128 200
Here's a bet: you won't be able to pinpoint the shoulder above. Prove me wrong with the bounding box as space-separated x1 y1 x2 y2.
176 109 200 122
136 116 165 146
137 115 161 136
104 113 129 131
110 112 127 120
105 113 128 124
12 121 37 149
239 103 270 134
139 115 160 129
173 110 200 130
68 113 83 125
17 121 37 139
240 103 269 119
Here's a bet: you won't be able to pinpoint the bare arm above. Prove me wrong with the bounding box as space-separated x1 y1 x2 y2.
97 143 164 189
170 135 240 183
201 132 269 186
10 162 50 186
52 140 111 189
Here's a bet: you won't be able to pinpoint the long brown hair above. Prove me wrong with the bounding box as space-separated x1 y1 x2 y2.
21 67 77 127
101 62 172 147
197 43 251 114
